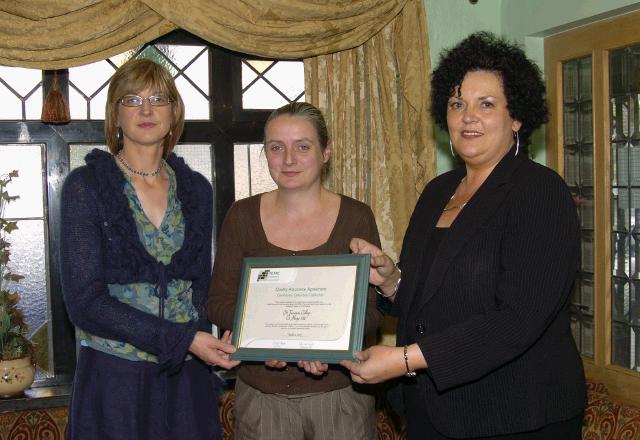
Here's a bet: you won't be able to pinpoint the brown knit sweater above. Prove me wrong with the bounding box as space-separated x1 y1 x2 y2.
208 193 383 394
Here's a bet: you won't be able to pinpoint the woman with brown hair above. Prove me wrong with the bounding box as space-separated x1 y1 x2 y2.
60 58 238 440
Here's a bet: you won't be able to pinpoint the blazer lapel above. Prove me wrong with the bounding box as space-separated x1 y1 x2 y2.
412 149 527 312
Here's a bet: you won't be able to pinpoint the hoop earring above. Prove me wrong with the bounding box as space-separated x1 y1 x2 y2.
450 139 455 157
116 127 123 149
514 131 520 156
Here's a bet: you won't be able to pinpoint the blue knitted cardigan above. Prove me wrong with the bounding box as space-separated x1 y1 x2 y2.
60 148 213 372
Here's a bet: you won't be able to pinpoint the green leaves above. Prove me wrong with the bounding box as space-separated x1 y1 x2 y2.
0 170 32 361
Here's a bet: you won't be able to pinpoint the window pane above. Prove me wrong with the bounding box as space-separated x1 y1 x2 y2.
562 56 594 357
69 145 108 170
0 144 50 379
610 44 640 372
174 144 213 182
0 66 43 120
242 60 304 109
69 59 119 120
234 143 276 199
0 145 44 218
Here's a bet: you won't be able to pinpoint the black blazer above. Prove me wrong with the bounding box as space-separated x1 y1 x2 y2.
394 148 586 438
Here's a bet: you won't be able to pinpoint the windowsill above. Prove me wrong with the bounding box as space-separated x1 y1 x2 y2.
0 370 234 413
0 385 71 413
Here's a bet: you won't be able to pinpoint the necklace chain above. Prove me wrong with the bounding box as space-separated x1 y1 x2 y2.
442 201 467 212
116 151 163 177
443 176 468 212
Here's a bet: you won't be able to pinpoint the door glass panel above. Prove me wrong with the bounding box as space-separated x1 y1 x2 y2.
563 56 594 357
610 44 640 372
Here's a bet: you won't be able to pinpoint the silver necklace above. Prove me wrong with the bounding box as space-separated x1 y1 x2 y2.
116 152 163 177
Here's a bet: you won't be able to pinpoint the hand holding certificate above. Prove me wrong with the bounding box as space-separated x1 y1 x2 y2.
230 254 371 363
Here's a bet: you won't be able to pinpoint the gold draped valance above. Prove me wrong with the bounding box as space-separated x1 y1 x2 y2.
0 0 435 259
0 0 407 68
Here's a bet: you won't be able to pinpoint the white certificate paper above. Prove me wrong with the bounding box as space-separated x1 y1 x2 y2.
237 265 357 351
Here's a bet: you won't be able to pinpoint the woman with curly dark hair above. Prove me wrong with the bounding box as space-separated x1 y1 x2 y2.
341 32 586 439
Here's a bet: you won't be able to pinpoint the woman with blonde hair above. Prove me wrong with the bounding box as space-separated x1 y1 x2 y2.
60 58 238 440
209 102 383 439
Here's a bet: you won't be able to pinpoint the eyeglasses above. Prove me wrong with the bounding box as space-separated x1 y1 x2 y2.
119 94 173 107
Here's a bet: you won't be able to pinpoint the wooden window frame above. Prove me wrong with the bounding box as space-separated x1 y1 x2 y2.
545 10 640 404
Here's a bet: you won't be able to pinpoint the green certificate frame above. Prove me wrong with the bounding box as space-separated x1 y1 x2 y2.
229 253 371 363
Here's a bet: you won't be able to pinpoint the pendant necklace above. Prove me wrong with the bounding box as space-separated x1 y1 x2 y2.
443 177 468 212
442 196 467 212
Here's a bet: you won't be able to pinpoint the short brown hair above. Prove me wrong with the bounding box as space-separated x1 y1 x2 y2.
105 58 185 157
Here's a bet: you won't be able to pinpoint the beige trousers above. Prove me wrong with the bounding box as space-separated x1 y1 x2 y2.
234 378 377 440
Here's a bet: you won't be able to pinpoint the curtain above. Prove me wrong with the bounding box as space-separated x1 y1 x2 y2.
0 0 406 68
305 0 433 259
0 0 435 257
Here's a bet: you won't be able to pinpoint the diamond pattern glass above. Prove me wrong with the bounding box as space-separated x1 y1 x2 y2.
0 66 43 120
563 56 594 357
241 60 304 109
610 44 640 372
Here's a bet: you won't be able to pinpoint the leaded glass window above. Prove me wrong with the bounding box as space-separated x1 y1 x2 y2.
609 44 640 372
563 56 595 357
241 60 304 109
0 67 43 120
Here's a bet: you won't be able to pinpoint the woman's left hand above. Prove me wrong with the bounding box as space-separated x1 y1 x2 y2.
189 330 240 369
341 344 426 384
297 360 329 376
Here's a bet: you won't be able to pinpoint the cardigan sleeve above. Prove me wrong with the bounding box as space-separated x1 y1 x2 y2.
417 170 580 391
60 168 198 371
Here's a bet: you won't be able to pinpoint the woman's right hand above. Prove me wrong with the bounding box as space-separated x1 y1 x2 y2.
189 330 240 369
350 238 399 296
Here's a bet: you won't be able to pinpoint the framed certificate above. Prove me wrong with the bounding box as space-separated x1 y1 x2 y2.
229 253 371 363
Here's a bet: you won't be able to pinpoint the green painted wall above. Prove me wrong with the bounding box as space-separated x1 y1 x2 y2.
425 0 502 174
425 0 640 175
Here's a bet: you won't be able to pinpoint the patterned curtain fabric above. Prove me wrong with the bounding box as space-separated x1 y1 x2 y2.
0 0 434 258
305 0 434 259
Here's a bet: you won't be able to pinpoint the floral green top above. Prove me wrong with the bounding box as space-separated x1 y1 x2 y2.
79 163 198 362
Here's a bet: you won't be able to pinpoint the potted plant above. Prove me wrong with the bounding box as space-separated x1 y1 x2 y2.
0 170 35 397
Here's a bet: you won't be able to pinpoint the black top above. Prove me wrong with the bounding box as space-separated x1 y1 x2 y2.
408 227 447 325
